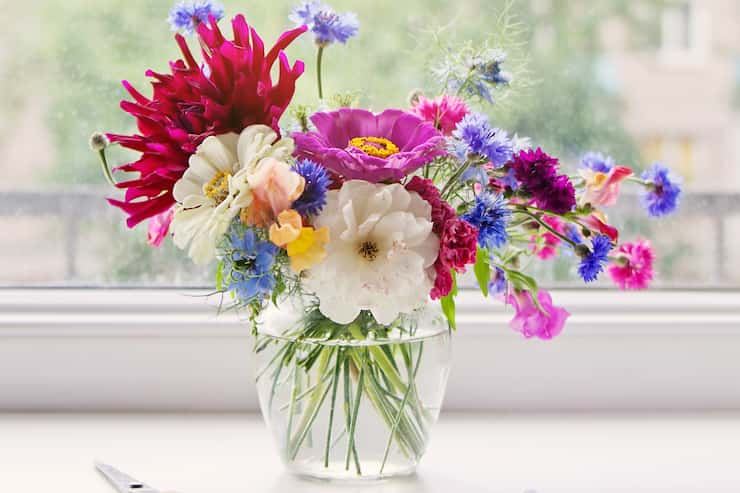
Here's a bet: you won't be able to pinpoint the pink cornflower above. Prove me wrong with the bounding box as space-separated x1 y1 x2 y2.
411 94 470 136
608 239 655 290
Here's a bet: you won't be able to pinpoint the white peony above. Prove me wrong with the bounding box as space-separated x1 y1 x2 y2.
171 125 293 264
305 180 439 325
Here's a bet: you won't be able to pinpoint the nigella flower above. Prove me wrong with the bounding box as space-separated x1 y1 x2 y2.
225 228 278 304
580 151 615 173
290 1 359 46
451 113 513 167
168 0 224 34
448 49 511 103
577 234 613 283
291 159 332 216
462 192 511 249
641 163 682 217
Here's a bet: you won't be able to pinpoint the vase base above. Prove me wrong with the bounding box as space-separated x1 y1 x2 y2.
287 460 417 482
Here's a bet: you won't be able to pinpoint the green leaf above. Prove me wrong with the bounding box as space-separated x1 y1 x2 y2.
215 261 224 291
440 270 457 330
473 247 491 297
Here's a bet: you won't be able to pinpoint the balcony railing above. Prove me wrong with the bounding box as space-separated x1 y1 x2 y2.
1 188 739 284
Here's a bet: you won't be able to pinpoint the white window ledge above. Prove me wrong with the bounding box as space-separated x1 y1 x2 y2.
1 288 739 412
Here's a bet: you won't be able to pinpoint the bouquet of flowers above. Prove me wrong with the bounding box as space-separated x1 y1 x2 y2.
92 0 681 480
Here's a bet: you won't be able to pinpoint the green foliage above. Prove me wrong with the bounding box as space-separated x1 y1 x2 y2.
440 270 458 330
473 247 491 297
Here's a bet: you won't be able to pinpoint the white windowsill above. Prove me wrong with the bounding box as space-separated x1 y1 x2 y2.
1 288 739 412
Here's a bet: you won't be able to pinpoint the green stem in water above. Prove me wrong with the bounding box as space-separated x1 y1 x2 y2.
345 357 364 472
379 374 414 474
316 45 325 100
324 349 343 468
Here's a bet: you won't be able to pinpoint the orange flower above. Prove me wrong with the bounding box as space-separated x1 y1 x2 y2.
269 209 328 273
242 158 305 227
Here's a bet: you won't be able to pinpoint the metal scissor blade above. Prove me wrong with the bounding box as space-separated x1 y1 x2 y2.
95 462 160 493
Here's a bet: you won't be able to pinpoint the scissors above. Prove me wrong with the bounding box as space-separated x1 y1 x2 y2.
95 462 178 493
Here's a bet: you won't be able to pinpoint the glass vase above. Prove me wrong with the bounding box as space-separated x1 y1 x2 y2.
254 301 452 481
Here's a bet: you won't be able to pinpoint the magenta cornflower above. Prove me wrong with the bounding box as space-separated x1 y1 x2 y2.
293 108 445 182
608 239 655 290
411 94 469 136
509 148 576 214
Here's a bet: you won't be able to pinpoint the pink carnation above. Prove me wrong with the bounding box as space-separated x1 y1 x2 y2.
608 239 655 290
405 176 476 299
508 289 570 340
439 218 478 271
411 94 470 136
530 215 564 260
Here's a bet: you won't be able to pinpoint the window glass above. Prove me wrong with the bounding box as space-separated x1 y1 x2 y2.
0 0 738 287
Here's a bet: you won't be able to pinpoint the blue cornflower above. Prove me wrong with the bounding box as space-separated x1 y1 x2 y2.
290 1 358 46
168 0 224 34
460 165 490 185
291 160 332 216
564 223 583 245
640 162 682 217
577 234 612 283
462 192 511 249
488 266 507 296
451 113 513 167
226 228 277 304
580 152 615 173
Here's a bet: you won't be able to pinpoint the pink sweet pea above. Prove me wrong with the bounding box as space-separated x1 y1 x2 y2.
581 165 633 207
147 207 174 247
508 289 570 340
581 211 619 242
608 239 655 290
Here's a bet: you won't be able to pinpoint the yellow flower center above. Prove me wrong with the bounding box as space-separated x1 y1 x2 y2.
358 240 380 261
348 136 400 159
204 171 231 204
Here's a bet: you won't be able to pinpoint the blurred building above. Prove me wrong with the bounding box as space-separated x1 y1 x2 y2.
601 0 740 191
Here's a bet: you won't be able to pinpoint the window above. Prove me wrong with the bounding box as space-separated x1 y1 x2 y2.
0 0 738 288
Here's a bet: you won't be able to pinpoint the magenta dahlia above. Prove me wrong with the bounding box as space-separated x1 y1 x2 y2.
107 16 307 227
293 108 445 183
509 148 576 214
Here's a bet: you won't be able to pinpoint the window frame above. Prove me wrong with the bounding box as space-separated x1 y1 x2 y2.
1 287 739 412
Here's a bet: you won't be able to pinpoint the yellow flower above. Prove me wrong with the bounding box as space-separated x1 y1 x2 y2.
269 209 329 273
269 209 302 246
286 226 330 273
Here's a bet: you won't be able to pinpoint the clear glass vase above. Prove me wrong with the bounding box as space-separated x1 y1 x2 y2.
254 301 452 481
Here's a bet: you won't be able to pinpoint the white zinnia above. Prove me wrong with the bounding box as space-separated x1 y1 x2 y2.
305 180 439 325
171 125 294 264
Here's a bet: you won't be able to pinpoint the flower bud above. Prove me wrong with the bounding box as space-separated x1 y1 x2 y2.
89 132 109 151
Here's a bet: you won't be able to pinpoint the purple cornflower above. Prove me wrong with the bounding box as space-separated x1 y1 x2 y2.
577 234 612 283
510 148 576 214
168 0 224 34
291 160 332 216
580 152 615 173
641 162 682 217
451 113 513 167
290 1 358 46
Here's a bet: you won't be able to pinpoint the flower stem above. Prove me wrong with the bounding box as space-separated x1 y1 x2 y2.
324 349 343 468
514 208 579 248
97 149 117 187
440 159 475 199
345 355 364 472
316 46 325 100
